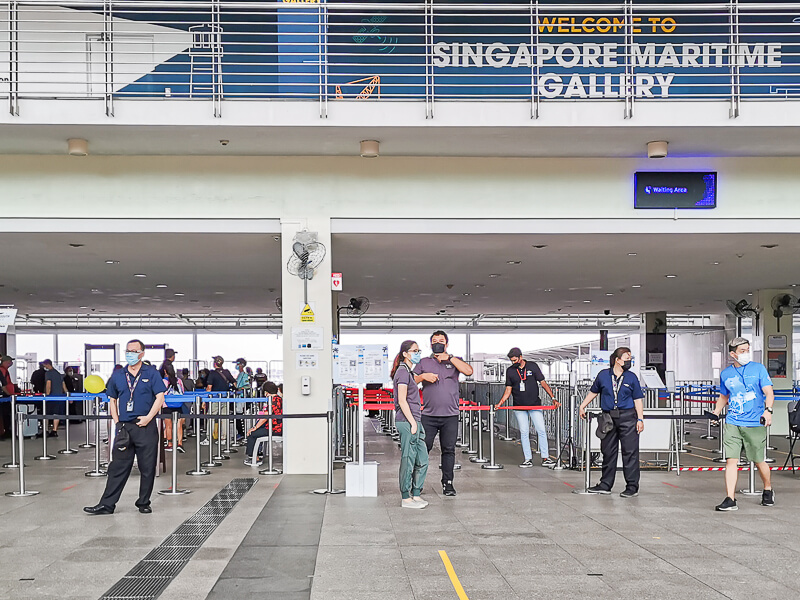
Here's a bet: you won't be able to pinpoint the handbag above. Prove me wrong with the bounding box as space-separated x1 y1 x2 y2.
115 422 131 451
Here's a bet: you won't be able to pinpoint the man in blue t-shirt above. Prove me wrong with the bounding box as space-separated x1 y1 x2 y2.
713 337 775 511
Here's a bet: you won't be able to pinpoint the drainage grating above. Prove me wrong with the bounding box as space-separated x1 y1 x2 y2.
98 478 258 600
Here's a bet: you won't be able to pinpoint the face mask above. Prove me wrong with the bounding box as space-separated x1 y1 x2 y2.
736 352 751 365
431 343 446 354
409 351 422 364
125 352 141 366
622 360 632 371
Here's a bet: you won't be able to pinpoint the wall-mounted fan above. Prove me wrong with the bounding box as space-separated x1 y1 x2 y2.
770 293 800 333
726 298 760 334
336 296 370 333
286 231 326 304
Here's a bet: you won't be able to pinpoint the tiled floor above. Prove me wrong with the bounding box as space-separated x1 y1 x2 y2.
1 420 800 600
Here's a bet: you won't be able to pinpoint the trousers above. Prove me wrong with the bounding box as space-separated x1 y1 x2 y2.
421 414 459 484
99 420 158 509
599 408 640 493
396 421 429 499
514 409 548 460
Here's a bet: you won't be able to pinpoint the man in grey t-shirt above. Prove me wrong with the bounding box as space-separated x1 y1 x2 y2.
413 330 473 496
43 359 68 437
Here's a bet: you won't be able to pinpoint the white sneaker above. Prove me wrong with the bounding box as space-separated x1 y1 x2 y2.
401 499 426 509
199 438 210 446
412 496 429 508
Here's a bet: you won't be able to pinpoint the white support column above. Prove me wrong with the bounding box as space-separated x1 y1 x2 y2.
281 217 333 474
755 289 794 437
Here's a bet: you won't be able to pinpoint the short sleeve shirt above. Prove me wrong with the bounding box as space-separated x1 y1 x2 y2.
589 369 644 411
719 362 772 427
413 356 463 417
106 364 168 422
206 369 231 392
504 361 545 407
45 369 64 396
393 364 421 422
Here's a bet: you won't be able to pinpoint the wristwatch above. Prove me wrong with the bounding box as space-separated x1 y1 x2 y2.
765 407 773 414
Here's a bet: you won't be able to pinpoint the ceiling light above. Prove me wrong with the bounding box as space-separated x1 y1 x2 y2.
647 140 668 159
489 274 501 278
627 253 637 256
791 284 799 288
711 262 720 265
79 306 88 309
544 289 552 292
665 274 677 278
474 284 485 288
360 140 380 158
134 274 147 278
747 293 753 296
462 293 471 296
506 260 521 265
156 284 168 288
631 285 642 288
67 138 89 156
583 300 591 303
105 260 119 265
219 139 229 146
214 291 225 295
761 244 778 249
606 293 614 296
174 293 185 297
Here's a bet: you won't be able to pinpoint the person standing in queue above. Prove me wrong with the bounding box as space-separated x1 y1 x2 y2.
712 337 775 511
578 347 644 498
159 348 185 453
393 340 429 509
84 340 166 515
414 330 473 497
205 356 235 442
494 348 559 467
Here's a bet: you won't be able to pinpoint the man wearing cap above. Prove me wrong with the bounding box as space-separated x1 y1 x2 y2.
712 337 776 511
494 348 559 467
414 330 473 497
234 358 251 441
0 355 15 438
84 340 166 515
206 356 235 442
43 359 68 437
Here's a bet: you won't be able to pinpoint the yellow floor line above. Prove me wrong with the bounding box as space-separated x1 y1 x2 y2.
438 550 470 600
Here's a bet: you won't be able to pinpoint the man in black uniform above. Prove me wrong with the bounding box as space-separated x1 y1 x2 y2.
30 362 46 394
84 340 166 515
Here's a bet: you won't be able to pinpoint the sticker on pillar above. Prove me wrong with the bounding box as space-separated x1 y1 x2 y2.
331 272 342 292
301 304 315 323
292 326 323 350
296 352 319 369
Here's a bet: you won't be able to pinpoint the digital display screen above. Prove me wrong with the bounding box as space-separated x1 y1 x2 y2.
634 172 717 209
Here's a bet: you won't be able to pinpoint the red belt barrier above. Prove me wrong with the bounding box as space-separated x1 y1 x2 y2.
497 405 557 411
672 466 800 472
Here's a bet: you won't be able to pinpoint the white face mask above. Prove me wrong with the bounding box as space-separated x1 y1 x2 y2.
736 352 751 366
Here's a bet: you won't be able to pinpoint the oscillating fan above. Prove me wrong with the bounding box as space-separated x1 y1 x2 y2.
770 293 800 333
725 298 761 335
286 231 326 304
336 296 371 333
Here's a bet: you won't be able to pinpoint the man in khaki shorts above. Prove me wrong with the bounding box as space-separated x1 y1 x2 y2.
712 337 775 511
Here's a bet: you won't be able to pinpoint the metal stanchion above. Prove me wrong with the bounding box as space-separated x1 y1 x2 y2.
455 409 468 447
213 400 229 461
481 405 503 470
470 409 489 464
700 399 717 440
188 397 211 475
85 397 107 477
764 425 775 463
34 396 56 461
59 403 78 454
462 409 477 455
3 395 22 469
739 462 762 496
5 411 39 497
712 416 726 462
573 411 593 494
259 396 282 476
553 404 565 471
79 397 95 449
223 394 238 454
159 410 191 495
677 390 688 453
498 404 514 441
312 410 345 494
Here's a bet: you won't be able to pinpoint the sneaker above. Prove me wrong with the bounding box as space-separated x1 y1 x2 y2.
761 489 775 507
519 459 534 468
165 444 173 451
587 485 611 495
176 445 185 454
199 438 210 446
401 499 426 509
620 489 639 498
715 496 738 511
542 458 556 467
442 481 457 497
412 496 429 508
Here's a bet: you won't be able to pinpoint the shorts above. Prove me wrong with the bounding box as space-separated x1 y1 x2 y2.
724 423 767 463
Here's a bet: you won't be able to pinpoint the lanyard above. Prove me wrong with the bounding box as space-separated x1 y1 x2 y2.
125 369 143 411
734 364 749 391
517 364 527 382
611 371 624 407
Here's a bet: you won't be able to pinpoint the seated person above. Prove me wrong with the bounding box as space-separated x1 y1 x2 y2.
244 381 282 464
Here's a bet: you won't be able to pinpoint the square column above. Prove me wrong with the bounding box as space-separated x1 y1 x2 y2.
281 217 333 475
640 312 668 382
755 289 794 391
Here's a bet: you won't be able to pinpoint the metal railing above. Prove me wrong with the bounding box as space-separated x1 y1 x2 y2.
3 1 800 117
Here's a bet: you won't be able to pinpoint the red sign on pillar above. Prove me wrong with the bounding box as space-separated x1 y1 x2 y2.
331 272 343 291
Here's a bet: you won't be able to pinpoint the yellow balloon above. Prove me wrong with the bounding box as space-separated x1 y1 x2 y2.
84 375 106 394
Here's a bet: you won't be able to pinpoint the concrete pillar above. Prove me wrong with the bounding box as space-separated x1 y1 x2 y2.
0 327 17 380
640 312 668 382
281 217 333 474
755 289 794 391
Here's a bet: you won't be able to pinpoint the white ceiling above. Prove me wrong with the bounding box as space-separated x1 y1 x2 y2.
5 124 800 157
1 231 798 317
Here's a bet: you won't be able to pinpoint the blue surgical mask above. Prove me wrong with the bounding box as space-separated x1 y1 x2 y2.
409 351 422 364
125 351 141 366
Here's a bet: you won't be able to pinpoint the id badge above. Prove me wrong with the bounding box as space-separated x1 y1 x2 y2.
519 382 526 392
127 399 134 412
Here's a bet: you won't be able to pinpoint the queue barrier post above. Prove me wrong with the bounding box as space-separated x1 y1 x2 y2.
213 400 229 462
3 395 22 469
764 425 775 463
573 410 593 495
159 410 191 496
552 403 565 471
188 396 211 476
462 407 477 455
481 405 503 470
712 412 726 462
79 397 94 449
5 410 39 497
739 461 762 496
455 408 468 448
469 407 489 464
85 396 107 478
312 410 345 495
223 393 238 454
59 399 78 455
203 397 222 468
499 403 514 442
34 396 56 461
677 389 688 453
259 393 282 476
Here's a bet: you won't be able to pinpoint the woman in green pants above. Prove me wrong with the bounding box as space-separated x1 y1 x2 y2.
392 340 429 509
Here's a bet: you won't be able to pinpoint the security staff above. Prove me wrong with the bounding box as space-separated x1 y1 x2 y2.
84 340 166 515
578 346 645 498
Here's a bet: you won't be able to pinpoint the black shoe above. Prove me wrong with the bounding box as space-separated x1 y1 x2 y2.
715 496 738 511
620 489 639 498
587 485 611 495
443 481 457 497
138 506 153 514
83 505 114 515
176 445 185 454
35 433 43 439
541 458 556 467
761 489 775 507
47 431 58 438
